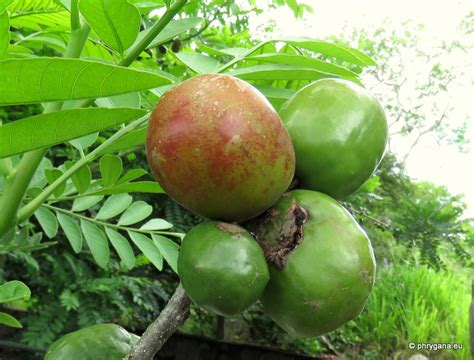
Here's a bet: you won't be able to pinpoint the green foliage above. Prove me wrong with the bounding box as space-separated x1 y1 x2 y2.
3 244 172 349
346 154 473 270
324 265 471 359
393 182 473 269
0 280 31 328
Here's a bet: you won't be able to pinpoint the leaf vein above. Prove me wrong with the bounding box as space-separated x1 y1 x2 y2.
37 58 52 102
54 110 74 143
15 60 23 102
102 0 123 54
70 62 93 99
99 67 116 98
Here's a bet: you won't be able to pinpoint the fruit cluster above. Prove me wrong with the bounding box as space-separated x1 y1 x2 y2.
146 74 388 338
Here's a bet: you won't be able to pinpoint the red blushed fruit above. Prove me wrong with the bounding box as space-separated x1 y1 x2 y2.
146 74 295 221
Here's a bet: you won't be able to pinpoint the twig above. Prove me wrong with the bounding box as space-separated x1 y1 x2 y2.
180 13 219 43
216 315 225 340
402 104 450 162
347 206 390 228
0 340 46 353
125 283 191 360
320 336 341 356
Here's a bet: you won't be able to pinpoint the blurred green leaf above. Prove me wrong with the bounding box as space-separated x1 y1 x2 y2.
96 92 141 108
0 312 22 328
282 37 376 66
140 218 173 230
72 195 104 212
0 58 173 105
128 231 163 270
95 193 132 220
57 212 83 253
145 18 202 48
118 201 153 226
34 206 58 239
105 227 135 269
69 133 99 151
358 176 382 193
65 161 91 194
116 169 147 185
91 181 163 195
0 280 31 303
100 155 123 187
247 53 358 77
0 10 9 57
0 108 147 158
80 220 110 268
98 126 147 155
78 0 141 54
198 45 247 57
151 234 179 273
44 168 66 197
17 34 66 53
9 11 69 30
256 85 294 105
0 0 14 13
229 64 333 81
174 52 220 74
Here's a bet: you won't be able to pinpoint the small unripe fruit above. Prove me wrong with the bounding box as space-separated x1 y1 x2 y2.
280 78 388 199
146 74 295 221
45 324 139 360
178 221 270 316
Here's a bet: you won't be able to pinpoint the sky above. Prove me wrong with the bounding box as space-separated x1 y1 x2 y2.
245 0 474 216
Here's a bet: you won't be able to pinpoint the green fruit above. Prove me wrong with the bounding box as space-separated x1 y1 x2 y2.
44 324 139 360
178 221 270 316
146 74 295 222
280 78 388 199
252 190 375 337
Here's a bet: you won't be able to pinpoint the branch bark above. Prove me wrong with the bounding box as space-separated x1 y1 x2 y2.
125 284 191 360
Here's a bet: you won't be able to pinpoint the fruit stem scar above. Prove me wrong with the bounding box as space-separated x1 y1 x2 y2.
217 222 244 234
246 201 308 270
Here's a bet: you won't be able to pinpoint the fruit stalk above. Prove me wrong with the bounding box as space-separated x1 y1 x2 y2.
120 0 188 67
245 200 308 270
126 284 191 360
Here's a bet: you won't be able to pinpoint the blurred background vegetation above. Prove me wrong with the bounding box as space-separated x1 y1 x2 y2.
0 0 472 359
